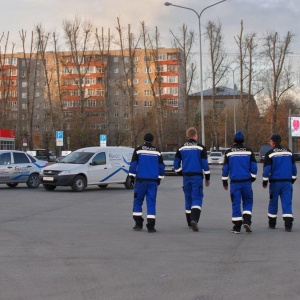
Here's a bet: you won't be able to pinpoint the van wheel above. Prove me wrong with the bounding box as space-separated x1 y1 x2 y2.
43 184 57 191
124 175 134 189
7 183 18 188
71 175 86 192
98 184 108 189
26 173 40 188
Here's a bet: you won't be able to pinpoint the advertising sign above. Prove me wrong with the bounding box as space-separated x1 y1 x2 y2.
290 117 300 137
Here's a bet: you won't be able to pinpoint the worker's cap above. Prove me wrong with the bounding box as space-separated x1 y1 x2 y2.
234 130 244 143
144 133 154 142
270 134 281 143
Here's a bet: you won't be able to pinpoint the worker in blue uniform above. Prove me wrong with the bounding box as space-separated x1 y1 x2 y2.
174 127 210 232
129 133 165 233
263 134 297 232
222 130 257 234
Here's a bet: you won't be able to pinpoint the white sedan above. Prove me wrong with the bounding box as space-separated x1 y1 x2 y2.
208 152 224 165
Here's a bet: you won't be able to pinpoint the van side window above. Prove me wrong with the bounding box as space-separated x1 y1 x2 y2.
13 152 30 164
93 152 106 165
0 153 11 165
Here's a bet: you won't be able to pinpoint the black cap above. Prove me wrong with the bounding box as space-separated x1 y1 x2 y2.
144 133 154 142
270 134 281 143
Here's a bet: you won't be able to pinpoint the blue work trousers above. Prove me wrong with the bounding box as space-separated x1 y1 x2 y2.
268 182 293 216
230 182 253 220
133 181 158 217
183 176 204 211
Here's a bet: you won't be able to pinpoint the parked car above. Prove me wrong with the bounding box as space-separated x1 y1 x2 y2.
254 152 260 162
259 144 272 162
55 156 66 163
0 150 48 188
293 153 300 162
208 151 224 165
162 152 176 175
40 146 134 192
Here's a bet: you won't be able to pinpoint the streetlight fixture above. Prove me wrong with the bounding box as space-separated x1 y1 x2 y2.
164 0 227 145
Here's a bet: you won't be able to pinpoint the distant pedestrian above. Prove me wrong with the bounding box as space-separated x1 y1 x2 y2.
129 133 165 233
222 130 257 234
263 134 297 232
174 127 210 232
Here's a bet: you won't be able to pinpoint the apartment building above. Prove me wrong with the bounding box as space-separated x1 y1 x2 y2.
0 47 183 150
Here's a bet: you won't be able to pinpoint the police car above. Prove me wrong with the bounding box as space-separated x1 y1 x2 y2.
39 146 134 192
0 150 49 188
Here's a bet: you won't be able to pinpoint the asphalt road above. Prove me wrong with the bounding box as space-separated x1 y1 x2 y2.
0 164 300 300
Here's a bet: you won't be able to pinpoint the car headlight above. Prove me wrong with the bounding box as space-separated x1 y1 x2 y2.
58 170 71 176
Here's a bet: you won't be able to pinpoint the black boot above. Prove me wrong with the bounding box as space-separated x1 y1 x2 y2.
190 208 201 232
268 216 277 229
283 216 293 232
243 213 252 232
133 216 144 231
186 213 191 228
146 218 156 233
231 220 242 234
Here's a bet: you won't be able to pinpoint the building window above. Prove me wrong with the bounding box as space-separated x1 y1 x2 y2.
114 68 119 73
22 93 27 98
144 90 151 96
114 112 119 117
114 57 119 62
157 53 167 61
134 101 138 106
133 78 138 84
166 98 178 107
168 76 178 83
22 82 27 88
144 67 152 73
124 113 129 118
144 101 152 107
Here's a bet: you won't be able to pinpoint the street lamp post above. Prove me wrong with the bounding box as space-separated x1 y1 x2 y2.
164 0 227 145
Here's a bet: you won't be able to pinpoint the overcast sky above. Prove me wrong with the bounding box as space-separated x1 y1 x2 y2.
1 0 300 85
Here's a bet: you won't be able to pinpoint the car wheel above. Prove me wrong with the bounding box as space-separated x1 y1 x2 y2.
43 184 57 191
71 175 86 192
98 184 108 189
124 175 134 189
6 183 18 188
26 173 40 188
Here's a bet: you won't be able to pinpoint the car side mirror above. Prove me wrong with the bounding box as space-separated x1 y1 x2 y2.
90 161 97 166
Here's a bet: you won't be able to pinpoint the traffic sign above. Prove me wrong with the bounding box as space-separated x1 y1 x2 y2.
56 131 64 139
100 134 107 147
56 131 64 146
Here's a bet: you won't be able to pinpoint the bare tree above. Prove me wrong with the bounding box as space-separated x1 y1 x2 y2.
170 24 196 144
0 32 16 130
262 31 294 133
95 27 112 142
19 29 40 150
234 20 259 142
205 20 227 149
62 16 94 147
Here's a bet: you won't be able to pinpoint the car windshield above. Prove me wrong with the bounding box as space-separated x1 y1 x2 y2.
162 153 175 161
210 152 222 157
62 152 94 164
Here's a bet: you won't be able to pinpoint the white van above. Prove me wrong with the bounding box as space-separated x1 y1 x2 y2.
39 146 134 192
